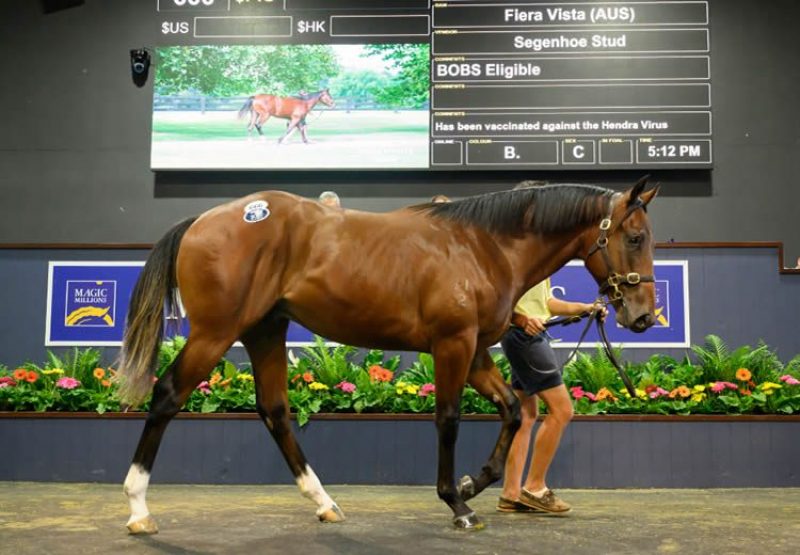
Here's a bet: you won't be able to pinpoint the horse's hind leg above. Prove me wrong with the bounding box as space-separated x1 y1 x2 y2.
124 331 233 534
241 318 344 523
456 350 521 502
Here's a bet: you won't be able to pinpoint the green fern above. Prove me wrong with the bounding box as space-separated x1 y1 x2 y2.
563 346 620 392
300 336 358 386
691 334 730 382
400 352 436 385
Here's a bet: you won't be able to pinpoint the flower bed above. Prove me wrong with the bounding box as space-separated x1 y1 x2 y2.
1 335 799 424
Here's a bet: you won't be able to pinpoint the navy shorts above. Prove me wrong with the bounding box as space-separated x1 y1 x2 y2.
500 326 562 396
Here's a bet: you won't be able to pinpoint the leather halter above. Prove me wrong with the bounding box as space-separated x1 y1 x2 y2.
586 198 654 303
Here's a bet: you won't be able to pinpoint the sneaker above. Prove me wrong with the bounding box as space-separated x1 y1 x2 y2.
518 488 572 513
496 496 544 513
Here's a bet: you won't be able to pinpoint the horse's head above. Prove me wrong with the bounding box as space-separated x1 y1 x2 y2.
582 176 660 333
319 88 335 108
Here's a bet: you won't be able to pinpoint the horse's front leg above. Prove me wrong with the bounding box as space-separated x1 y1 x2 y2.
278 118 300 144
457 349 521 501
298 120 312 144
432 332 482 529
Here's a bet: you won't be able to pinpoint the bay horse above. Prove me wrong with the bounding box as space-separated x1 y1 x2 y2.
238 89 334 144
118 177 659 533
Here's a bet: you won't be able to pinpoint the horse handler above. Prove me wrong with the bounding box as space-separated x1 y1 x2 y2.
498 278 606 514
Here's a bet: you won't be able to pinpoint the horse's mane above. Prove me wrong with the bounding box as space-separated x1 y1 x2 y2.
416 184 617 236
293 90 325 101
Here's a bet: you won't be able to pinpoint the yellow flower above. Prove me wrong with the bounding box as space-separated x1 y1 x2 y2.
42 368 65 375
405 384 420 395
309 381 329 391
236 374 254 382
636 388 647 399
759 382 782 395
691 392 706 402
692 385 706 393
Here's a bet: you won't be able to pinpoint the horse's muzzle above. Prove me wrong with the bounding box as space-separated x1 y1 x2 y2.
630 312 655 333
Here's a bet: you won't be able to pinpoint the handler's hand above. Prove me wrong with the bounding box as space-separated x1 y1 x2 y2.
523 316 546 336
590 301 608 321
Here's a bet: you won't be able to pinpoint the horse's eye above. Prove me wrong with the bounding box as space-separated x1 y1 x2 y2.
628 234 643 247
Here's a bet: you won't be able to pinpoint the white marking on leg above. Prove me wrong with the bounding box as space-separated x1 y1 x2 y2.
123 463 151 525
296 464 335 516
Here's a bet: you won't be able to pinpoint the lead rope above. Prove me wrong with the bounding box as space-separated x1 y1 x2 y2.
544 301 637 397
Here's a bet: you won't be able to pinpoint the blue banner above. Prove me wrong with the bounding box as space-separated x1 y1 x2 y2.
47 260 689 348
547 261 689 348
46 262 144 346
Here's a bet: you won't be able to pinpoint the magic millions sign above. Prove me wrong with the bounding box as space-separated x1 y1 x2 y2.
46 260 690 348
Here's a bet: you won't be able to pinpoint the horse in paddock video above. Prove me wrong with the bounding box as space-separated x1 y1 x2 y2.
238 89 334 144
118 177 659 534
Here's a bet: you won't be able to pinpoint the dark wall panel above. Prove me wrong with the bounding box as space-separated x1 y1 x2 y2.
0 1 799 261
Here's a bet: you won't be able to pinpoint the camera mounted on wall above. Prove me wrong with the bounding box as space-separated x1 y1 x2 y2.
130 47 152 88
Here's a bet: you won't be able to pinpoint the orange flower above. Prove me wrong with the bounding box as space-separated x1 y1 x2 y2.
735 368 752 382
676 385 691 398
596 387 617 402
93 368 106 380
368 365 393 382
739 388 751 396
302 372 314 383
13 368 27 381
26 371 39 383
209 372 222 386
101 379 112 388
219 378 232 388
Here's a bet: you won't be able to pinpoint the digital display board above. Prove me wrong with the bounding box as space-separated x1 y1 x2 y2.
153 0 712 171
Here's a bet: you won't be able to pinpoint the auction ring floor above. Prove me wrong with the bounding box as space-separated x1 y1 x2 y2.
1 483 798 554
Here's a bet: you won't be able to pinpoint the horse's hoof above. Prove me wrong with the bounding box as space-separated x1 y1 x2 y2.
318 504 346 523
453 511 484 530
457 475 476 501
127 515 159 535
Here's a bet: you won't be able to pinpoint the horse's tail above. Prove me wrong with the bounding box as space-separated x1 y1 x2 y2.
117 217 197 407
238 96 254 119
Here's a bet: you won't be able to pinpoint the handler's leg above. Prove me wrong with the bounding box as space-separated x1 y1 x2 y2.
500 390 538 501
519 384 574 513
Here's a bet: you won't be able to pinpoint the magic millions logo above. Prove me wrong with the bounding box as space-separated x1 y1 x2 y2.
64 280 116 327
653 281 670 327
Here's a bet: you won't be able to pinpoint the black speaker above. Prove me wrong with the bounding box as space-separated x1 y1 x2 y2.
40 0 85 14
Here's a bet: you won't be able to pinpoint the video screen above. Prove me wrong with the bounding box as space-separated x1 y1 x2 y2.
151 44 430 170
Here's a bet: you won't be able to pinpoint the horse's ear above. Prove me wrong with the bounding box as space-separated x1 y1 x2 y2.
626 175 650 207
640 183 660 206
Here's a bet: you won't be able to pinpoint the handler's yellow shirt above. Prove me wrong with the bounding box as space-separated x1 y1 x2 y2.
514 279 552 320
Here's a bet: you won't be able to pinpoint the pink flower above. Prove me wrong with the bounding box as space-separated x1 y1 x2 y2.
418 383 436 397
648 387 669 399
0 377 16 388
710 381 736 393
56 377 81 390
584 391 597 402
335 381 356 394
196 381 211 395
569 386 585 399
779 374 800 386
